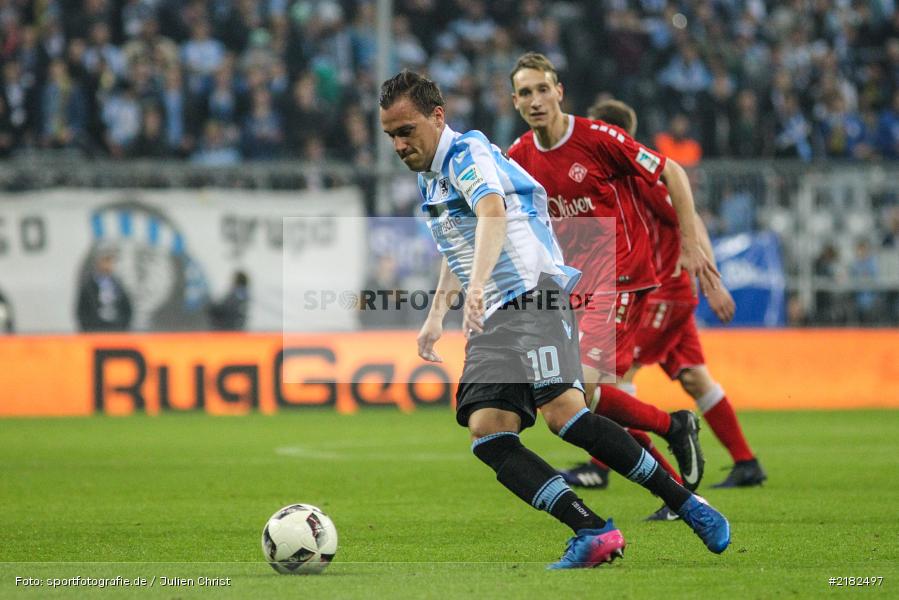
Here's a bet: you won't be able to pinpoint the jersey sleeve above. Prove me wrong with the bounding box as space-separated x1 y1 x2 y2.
635 178 678 226
590 120 667 185
448 135 505 211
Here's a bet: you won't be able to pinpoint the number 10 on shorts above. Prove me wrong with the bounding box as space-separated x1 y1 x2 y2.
528 346 560 381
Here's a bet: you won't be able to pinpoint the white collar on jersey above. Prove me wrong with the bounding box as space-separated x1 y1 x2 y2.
534 114 575 152
427 124 457 175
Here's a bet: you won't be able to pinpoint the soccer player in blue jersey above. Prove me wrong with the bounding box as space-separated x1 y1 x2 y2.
378 70 730 568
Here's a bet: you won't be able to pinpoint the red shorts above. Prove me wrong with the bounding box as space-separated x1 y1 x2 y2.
633 298 706 379
577 290 650 378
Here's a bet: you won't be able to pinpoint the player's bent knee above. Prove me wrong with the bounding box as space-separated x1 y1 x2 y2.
468 407 521 441
540 388 588 435
678 367 712 399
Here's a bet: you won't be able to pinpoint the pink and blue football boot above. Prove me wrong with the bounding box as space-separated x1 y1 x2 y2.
547 519 626 569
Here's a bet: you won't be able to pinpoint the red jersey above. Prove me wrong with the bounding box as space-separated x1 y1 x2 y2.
633 177 695 304
508 115 664 295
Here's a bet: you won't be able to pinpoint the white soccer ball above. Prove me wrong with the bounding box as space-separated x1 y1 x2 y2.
262 504 338 574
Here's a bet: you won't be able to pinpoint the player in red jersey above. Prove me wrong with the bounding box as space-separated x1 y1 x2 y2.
590 99 767 492
507 52 720 492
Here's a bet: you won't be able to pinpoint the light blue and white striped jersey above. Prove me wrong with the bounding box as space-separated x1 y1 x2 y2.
418 125 580 318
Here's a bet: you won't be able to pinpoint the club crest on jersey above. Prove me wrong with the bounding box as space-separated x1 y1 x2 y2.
568 162 588 183
438 177 450 198
636 148 661 173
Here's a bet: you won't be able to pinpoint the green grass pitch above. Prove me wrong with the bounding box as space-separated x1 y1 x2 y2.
1 409 897 599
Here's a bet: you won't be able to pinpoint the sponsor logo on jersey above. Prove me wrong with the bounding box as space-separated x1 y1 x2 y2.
430 214 463 237
587 347 602 362
568 162 588 183
547 195 595 221
636 147 661 173
457 164 485 200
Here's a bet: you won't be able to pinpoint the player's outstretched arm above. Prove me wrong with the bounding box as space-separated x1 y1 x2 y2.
661 158 720 295
418 257 461 362
465 193 507 335
696 214 736 324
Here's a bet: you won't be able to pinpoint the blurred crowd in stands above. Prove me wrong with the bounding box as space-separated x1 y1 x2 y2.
0 0 898 164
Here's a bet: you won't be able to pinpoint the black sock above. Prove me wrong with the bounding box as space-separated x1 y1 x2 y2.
472 432 605 532
558 408 691 510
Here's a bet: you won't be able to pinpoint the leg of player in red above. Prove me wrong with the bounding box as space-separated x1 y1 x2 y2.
624 308 766 489
673 366 766 488
566 290 704 491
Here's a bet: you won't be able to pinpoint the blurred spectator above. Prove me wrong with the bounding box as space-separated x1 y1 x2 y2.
340 106 373 167
477 74 517 150
284 72 331 156
428 33 469 93
816 92 869 159
306 1 354 95
101 83 142 157
786 292 808 327
241 87 283 159
208 270 250 330
0 95 16 157
162 67 193 156
0 287 13 333
849 239 881 324
207 64 238 124
697 64 734 157
719 188 755 235
657 43 712 113
301 135 328 189
876 90 899 159
124 17 180 74
392 15 427 71
1 60 36 148
883 207 899 249
122 0 157 41
83 22 126 79
449 0 496 55
68 0 113 41
473 27 519 89
41 60 87 150
444 76 475 133
774 93 813 161
76 248 133 332
130 105 169 158
181 20 226 96
536 17 567 74
729 89 770 158
514 0 544 49
606 8 649 105
813 243 846 324
654 113 702 167
191 119 240 166
350 1 377 71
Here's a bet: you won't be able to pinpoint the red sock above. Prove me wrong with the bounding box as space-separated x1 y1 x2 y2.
627 429 682 485
594 384 671 436
590 457 609 470
703 397 754 463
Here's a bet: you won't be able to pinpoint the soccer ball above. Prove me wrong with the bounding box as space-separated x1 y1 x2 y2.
261 504 338 574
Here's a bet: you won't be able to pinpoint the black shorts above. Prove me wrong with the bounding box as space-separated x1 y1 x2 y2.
455 280 585 430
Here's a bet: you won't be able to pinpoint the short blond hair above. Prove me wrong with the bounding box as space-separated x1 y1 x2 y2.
510 52 559 88
588 99 637 136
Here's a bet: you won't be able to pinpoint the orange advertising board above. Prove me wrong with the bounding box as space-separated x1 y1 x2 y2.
0 329 896 417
